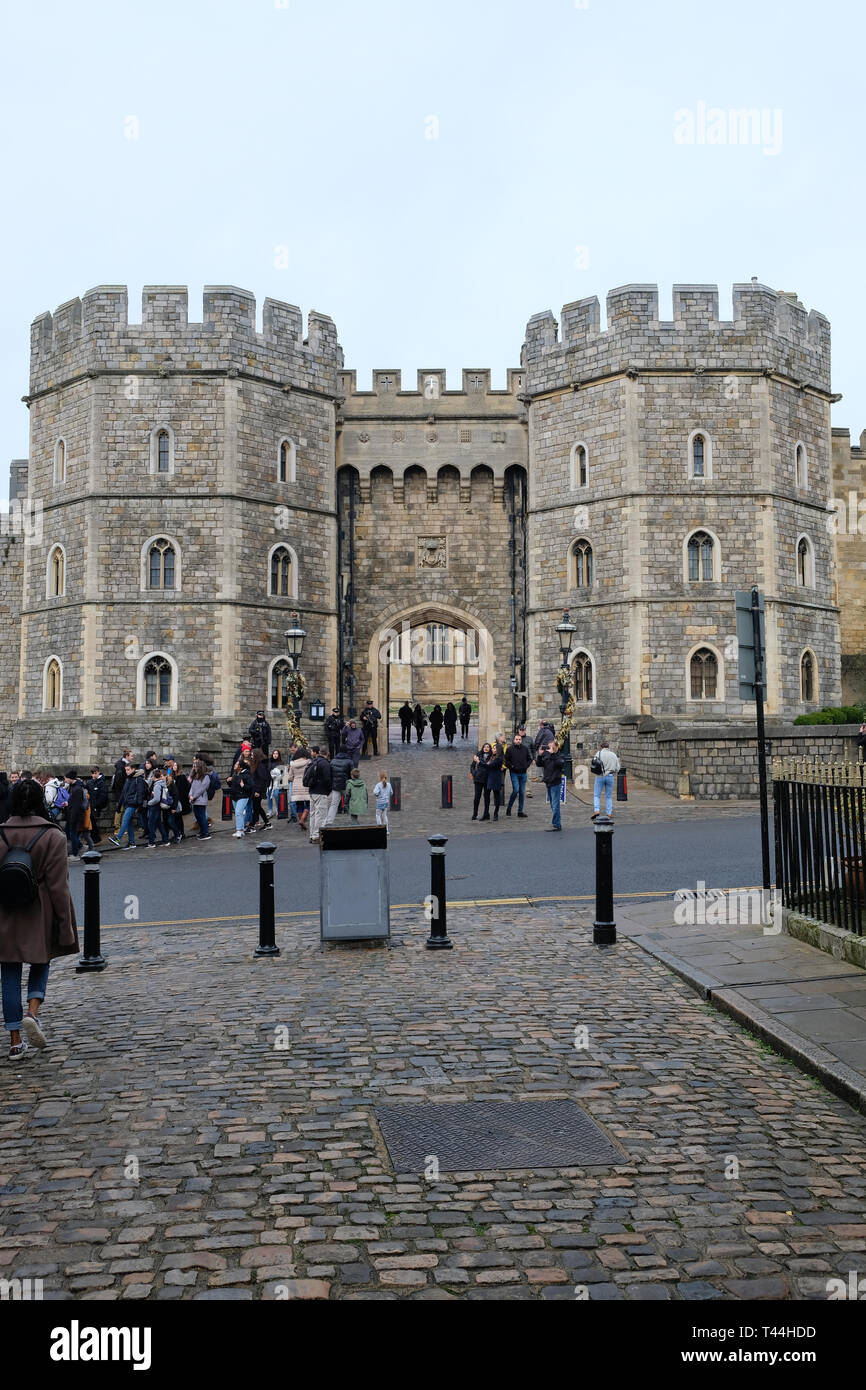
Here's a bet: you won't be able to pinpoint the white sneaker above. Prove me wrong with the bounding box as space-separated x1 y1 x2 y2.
21 1013 47 1049
232 830 245 838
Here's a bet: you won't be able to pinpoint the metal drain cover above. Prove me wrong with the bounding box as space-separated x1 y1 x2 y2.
374 1099 622 1172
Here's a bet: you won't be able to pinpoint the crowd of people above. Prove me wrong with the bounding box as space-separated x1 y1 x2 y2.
0 702 622 857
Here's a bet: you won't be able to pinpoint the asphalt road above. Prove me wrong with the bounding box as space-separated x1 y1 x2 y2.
70 815 765 928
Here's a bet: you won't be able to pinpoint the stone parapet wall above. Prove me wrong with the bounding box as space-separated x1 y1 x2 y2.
613 717 863 800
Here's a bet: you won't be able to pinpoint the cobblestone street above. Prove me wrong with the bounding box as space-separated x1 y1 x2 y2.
3 904 865 1301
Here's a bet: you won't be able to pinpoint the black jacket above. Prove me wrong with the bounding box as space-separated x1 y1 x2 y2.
248 717 272 750
86 775 109 812
304 756 333 796
330 752 353 792
229 767 254 800
443 705 457 734
398 703 413 725
538 748 565 787
325 714 342 739
173 773 191 815
486 752 505 792
252 763 270 797
413 706 427 731
505 742 533 774
429 706 444 731
120 773 147 809
361 705 381 728
65 780 86 826
458 701 471 722
470 754 490 786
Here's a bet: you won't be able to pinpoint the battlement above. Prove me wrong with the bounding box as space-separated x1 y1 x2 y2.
522 282 831 394
337 366 526 418
29 286 344 397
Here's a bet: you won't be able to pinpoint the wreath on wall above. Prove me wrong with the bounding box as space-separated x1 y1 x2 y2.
555 665 575 750
282 669 309 750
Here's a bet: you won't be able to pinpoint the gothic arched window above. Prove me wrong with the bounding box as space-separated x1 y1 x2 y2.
690 647 718 700
144 655 173 709
270 546 292 597
148 538 176 590
573 651 594 702
800 650 816 703
572 539 593 588
687 530 715 582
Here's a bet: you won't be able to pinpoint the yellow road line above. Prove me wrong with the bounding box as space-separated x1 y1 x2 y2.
96 886 762 931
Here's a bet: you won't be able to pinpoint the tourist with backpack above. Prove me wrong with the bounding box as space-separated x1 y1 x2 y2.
590 740 620 821
145 769 171 847
0 777 79 1061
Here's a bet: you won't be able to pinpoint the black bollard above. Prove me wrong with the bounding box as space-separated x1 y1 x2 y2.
592 817 616 946
441 774 453 809
76 851 107 973
425 834 452 950
254 841 280 957
391 776 401 812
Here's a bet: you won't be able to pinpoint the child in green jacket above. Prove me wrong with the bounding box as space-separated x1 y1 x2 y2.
347 768 368 821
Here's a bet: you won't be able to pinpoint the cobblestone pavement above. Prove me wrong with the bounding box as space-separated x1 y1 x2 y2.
2 905 865 1301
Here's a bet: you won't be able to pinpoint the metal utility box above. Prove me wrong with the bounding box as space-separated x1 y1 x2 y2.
319 825 390 942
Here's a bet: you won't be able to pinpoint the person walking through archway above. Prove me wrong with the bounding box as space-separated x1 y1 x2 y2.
443 702 457 747
398 701 413 744
413 703 428 744
429 704 444 748
458 697 471 739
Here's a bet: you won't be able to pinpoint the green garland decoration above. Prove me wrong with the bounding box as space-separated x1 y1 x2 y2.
555 664 575 751
283 670 309 750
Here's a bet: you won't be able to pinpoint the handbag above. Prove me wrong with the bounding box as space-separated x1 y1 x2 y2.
590 755 604 776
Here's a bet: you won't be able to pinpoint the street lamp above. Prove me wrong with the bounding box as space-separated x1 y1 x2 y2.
284 614 306 713
555 610 576 780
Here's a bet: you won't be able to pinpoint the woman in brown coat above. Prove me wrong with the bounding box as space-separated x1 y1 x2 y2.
0 778 79 1061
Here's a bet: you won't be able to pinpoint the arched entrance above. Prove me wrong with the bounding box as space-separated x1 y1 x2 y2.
366 601 502 749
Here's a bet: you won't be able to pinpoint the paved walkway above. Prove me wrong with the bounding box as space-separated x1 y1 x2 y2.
92 737 758 858
2 903 865 1300
618 899 866 1114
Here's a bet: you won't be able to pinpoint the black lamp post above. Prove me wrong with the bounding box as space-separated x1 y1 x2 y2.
556 610 576 780
284 614 306 714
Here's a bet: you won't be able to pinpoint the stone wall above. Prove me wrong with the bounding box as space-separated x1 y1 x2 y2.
613 716 862 800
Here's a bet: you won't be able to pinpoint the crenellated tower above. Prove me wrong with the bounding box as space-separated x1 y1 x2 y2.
16 285 343 765
522 282 839 729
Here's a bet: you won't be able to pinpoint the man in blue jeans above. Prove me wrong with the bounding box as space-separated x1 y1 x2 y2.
591 740 620 820
108 764 147 849
537 740 565 831
505 732 533 817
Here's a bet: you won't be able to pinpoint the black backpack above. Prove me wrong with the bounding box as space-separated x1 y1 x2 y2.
0 826 51 909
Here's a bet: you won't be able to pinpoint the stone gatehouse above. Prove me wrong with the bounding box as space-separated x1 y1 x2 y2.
0 279 850 768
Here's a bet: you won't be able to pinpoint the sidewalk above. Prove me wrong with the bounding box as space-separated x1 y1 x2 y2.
1 902 865 1300
617 899 866 1114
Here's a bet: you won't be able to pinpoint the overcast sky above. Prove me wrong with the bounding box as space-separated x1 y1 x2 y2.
2 0 863 486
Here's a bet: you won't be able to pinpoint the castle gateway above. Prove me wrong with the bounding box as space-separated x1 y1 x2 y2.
1 281 842 766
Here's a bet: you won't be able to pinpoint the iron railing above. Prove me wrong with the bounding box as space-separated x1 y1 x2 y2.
773 756 866 935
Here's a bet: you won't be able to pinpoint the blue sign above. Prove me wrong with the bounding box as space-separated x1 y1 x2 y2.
560 775 567 804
